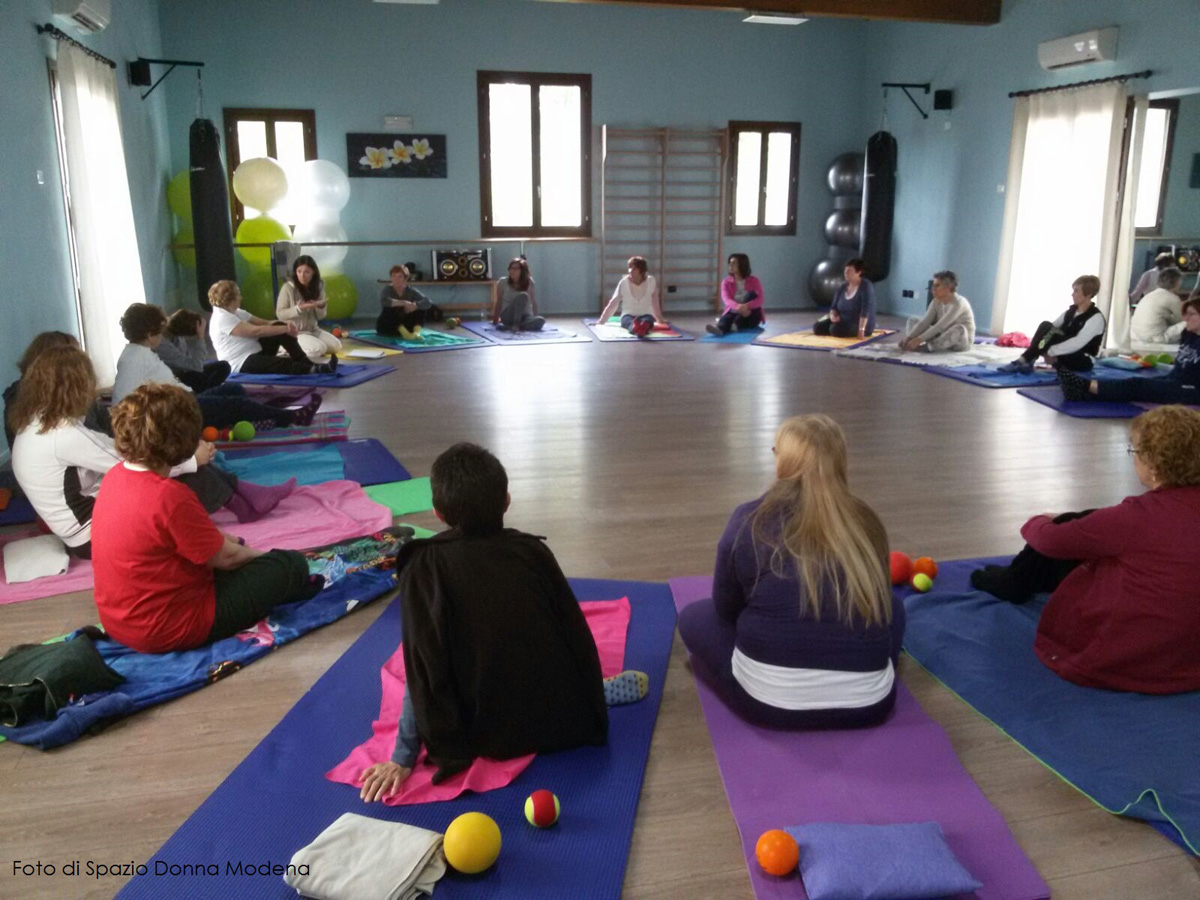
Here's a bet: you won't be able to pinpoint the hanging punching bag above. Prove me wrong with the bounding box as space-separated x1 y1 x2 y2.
189 119 236 311
859 131 897 282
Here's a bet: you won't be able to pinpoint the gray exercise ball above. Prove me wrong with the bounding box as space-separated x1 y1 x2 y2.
826 152 864 195
809 258 845 306
824 209 862 248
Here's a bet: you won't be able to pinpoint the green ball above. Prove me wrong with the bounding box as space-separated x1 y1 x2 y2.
911 572 933 592
235 215 291 269
167 170 192 221
172 225 196 269
231 421 256 442
240 270 276 319
324 273 359 319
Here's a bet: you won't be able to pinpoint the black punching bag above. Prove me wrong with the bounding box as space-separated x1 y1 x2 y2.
859 131 897 282
189 119 236 310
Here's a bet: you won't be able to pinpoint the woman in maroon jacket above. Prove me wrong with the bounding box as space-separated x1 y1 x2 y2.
971 405 1200 694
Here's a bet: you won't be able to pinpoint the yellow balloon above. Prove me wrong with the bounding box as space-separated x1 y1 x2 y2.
235 216 291 270
167 170 192 221
443 812 501 874
171 225 195 269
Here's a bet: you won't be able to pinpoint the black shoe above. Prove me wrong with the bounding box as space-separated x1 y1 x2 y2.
1057 369 1090 401
316 355 339 375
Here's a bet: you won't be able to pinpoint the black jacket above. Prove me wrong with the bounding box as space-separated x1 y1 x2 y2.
395 528 607 782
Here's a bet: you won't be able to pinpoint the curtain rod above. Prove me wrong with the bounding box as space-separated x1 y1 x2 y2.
36 23 116 69
1009 69 1152 99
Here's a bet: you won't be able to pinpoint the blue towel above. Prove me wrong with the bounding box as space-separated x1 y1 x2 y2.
216 445 346 486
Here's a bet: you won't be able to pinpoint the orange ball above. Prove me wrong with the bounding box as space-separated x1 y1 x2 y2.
889 551 912 586
912 557 939 579
201 426 219 442
755 829 799 877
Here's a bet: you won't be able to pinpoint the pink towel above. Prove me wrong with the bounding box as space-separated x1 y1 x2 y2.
326 597 631 805
0 481 392 606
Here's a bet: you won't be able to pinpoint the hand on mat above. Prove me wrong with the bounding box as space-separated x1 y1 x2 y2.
901 337 922 352
194 440 217 467
359 761 412 802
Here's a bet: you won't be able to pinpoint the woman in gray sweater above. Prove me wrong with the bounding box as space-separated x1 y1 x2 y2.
900 270 976 353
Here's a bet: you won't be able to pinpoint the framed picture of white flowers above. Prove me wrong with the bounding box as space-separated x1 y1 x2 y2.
347 133 447 178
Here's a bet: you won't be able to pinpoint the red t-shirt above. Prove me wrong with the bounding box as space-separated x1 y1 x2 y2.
92 464 225 653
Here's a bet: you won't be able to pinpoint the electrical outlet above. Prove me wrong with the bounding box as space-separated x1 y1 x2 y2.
667 285 677 293
902 289 914 298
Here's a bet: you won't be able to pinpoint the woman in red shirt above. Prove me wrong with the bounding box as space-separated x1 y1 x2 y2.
971 406 1200 694
92 384 321 654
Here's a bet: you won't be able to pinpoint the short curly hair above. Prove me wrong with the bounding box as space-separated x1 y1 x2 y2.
111 383 202 470
207 280 241 310
1130 406 1200 488
166 308 204 338
119 303 167 342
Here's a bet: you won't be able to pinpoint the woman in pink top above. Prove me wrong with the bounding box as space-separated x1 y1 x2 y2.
707 253 765 336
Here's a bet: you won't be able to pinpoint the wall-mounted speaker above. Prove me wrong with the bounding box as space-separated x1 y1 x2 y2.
933 90 953 111
432 248 492 281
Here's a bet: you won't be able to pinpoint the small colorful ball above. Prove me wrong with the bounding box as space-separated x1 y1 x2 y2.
443 812 501 874
219 428 232 441
230 420 256 442
201 426 219 442
911 572 933 592
912 556 939 579
889 551 913 586
332 326 343 338
755 829 799 876
445 317 460 329
524 789 560 828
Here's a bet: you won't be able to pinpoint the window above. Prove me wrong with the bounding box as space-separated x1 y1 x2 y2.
477 71 592 237
727 121 801 235
1134 99 1178 235
223 108 317 225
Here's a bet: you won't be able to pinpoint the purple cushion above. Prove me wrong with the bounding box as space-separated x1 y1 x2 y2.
784 822 982 900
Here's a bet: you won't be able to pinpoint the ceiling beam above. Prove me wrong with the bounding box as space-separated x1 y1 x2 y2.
530 0 1002 26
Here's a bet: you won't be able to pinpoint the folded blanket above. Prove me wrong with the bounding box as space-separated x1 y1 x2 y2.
285 813 445 900
836 341 1017 367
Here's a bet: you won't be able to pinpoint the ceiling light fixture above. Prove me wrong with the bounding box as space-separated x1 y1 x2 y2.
743 12 808 25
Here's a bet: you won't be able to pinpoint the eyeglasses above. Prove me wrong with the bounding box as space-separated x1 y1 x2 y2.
1126 445 1140 456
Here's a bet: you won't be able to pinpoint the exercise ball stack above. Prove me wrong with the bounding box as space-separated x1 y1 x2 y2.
808 153 863 306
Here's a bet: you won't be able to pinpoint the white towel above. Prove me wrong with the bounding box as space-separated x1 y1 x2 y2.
2 535 70 584
285 813 446 900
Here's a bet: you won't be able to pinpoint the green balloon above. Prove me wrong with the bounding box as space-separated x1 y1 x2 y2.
167 170 192 221
324 273 359 319
240 270 276 319
172 225 196 269
235 216 291 270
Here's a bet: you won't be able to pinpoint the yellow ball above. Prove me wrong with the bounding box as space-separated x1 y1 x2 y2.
443 812 501 874
911 572 933 592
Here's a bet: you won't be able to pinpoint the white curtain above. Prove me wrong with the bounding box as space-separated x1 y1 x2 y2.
56 43 147 386
1107 96 1150 351
991 83 1127 337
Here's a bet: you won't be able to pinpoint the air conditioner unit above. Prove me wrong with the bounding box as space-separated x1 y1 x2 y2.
1038 27 1117 71
52 0 111 34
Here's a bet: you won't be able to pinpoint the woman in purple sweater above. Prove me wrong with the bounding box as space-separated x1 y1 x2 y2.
678 414 903 728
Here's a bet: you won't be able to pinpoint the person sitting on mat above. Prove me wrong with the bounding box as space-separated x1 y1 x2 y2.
276 254 343 360
114 303 322 429
1130 266 1186 346
155 309 231 394
10 347 296 561
491 256 545 332
208 280 336 377
359 442 649 801
677 414 903 729
597 256 665 338
377 264 438 340
997 275 1106 374
899 271 976 353
4 331 109 450
1129 251 1175 306
813 258 876 339
706 253 765 336
1058 298 1200 405
970 405 1200 694
91 383 321 655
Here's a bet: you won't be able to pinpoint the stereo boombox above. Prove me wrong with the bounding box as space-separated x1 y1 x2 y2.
432 248 492 281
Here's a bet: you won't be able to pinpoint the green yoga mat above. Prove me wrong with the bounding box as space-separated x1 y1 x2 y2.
349 329 482 350
365 478 434 515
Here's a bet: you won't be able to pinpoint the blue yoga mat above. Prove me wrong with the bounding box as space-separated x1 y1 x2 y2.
698 327 764 344
900 557 1200 855
219 439 411 486
926 362 1168 390
227 363 394 388
116 578 675 899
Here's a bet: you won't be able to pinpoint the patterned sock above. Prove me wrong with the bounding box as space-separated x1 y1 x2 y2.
292 393 323 426
1057 369 1091 401
603 670 649 707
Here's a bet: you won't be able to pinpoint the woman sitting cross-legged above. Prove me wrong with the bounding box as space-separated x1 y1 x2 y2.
677 414 903 729
92 383 323 655
208 280 337 377
155 309 231 394
813 258 876 340
970 405 1200 694
276 254 343 360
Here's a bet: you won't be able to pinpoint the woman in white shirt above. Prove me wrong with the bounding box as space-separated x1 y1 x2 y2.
208 281 337 376
275 255 343 360
597 256 666 337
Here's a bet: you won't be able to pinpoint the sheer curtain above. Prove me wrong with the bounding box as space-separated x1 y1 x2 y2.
1107 96 1150 351
56 43 147 386
991 83 1127 337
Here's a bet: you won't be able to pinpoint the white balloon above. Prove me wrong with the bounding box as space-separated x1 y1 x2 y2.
293 220 349 270
298 205 342 229
293 159 351 212
232 157 289 212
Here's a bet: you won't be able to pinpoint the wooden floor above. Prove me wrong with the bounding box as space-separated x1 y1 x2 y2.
2 311 1197 899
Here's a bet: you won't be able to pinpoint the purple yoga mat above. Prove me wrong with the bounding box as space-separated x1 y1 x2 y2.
669 576 1049 900
460 319 592 345
1016 386 1200 419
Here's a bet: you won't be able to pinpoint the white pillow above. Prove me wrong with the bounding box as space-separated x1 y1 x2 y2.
3 535 71 584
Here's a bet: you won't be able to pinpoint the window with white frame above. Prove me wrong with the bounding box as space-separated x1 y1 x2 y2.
728 121 801 236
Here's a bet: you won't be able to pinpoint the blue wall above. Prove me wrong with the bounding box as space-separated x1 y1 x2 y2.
860 0 1200 327
158 0 868 316
0 0 172 402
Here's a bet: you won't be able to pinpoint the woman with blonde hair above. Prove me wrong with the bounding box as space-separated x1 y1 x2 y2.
208 280 337 376
972 406 1200 694
678 415 903 728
